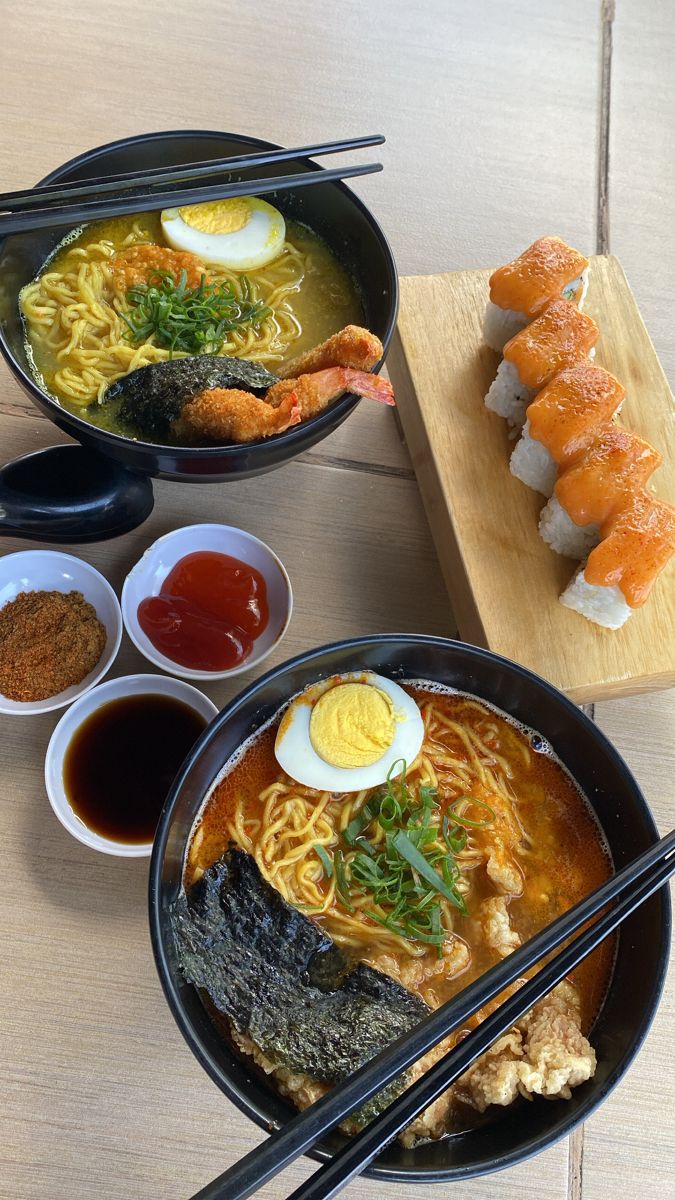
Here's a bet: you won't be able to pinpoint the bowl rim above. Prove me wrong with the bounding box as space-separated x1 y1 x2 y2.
0 128 399 459
148 633 671 1183
45 671 219 856
0 548 122 715
120 521 293 680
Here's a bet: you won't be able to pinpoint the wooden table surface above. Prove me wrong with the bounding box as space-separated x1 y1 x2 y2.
1 3 673 1198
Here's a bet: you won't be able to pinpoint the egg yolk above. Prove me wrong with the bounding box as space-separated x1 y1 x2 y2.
309 683 396 768
178 199 252 235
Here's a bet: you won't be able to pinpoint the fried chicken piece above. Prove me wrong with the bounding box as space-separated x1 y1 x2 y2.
485 837 524 896
172 387 301 444
472 787 524 897
266 366 394 421
111 244 207 291
371 936 471 994
478 896 522 958
278 325 383 377
457 981 596 1112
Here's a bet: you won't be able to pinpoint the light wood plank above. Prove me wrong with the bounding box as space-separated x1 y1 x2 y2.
0 0 602 478
608 0 675 387
583 688 675 1200
388 258 675 702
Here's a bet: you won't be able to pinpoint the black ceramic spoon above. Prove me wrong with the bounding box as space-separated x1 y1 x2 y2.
0 443 154 542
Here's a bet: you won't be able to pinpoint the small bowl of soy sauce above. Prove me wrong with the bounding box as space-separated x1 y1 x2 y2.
45 674 217 856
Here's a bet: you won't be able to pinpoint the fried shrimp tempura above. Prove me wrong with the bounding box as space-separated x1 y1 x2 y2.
168 326 394 445
278 325 383 377
267 367 394 421
172 388 301 444
174 366 394 444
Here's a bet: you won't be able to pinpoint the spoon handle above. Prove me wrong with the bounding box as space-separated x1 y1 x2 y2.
0 444 154 543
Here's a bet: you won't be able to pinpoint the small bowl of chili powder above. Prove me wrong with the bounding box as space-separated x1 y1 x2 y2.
0 550 122 716
121 523 293 682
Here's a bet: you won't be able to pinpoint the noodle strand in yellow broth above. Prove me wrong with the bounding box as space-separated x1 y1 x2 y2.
20 211 364 438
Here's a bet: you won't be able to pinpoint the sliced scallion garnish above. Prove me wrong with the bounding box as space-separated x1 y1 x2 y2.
449 795 496 828
314 844 333 877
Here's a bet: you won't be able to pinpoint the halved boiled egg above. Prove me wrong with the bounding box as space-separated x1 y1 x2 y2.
160 197 286 271
274 672 424 792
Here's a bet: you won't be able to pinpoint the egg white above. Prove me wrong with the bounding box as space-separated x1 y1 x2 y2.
160 197 286 271
274 671 425 792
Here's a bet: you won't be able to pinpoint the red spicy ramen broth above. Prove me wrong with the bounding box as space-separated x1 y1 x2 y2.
185 686 614 1032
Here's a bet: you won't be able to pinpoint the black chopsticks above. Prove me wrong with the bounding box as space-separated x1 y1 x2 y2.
0 136 385 236
190 827 675 1200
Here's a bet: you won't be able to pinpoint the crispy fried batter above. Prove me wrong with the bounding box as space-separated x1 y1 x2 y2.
478 896 522 958
172 387 301 444
457 981 596 1112
278 325 383 377
266 366 394 419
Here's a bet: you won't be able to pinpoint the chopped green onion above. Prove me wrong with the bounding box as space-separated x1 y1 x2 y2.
449 795 496 828
314 844 333 877
320 763 473 950
121 269 270 355
378 791 402 829
391 830 466 912
333 849 354 912
442 815 467 854
343 798 379 846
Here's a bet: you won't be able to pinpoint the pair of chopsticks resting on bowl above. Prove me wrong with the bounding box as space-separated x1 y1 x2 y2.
189 827 675 1200
0 135 385 235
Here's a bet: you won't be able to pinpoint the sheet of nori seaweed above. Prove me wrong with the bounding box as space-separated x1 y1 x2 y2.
103 357 280 439
172 849 430 1103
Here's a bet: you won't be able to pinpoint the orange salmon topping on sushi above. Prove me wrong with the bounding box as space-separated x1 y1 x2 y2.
554 428 662 529
504 300 599 391
527 363 625 468
489 237 589 317
585 490 675 607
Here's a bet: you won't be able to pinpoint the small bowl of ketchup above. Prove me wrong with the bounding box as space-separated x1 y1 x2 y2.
121 523 293 681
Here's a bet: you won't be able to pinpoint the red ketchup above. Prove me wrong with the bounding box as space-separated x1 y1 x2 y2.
137 551 269 670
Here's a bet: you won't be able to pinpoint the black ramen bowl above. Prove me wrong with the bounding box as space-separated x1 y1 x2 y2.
149 635 670 1184
0 130 398 483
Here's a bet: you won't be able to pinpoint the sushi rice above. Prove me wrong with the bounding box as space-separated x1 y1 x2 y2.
484 360 535 428
483 303 529 353
560 568 632 629
539 495 600 558
509 420 558 495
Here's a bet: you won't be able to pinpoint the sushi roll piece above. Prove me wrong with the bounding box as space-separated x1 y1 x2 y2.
485 299 599 428
540 428 662 558
509 363 625 496
485 236 589 352
560 490 675 629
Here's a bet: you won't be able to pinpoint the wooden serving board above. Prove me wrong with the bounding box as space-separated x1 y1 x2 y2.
387 256 675 703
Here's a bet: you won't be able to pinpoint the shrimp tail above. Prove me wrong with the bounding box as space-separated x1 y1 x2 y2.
266 367 394 420
338 368 395 406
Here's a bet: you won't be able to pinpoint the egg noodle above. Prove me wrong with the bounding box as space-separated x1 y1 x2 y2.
20 219 308 406
188 697 530 960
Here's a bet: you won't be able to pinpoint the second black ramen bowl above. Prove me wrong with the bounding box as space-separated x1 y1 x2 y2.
0 130 398 483
149 635 670 1184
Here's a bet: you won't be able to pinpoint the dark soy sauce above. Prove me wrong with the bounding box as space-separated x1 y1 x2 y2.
63 694 207 844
